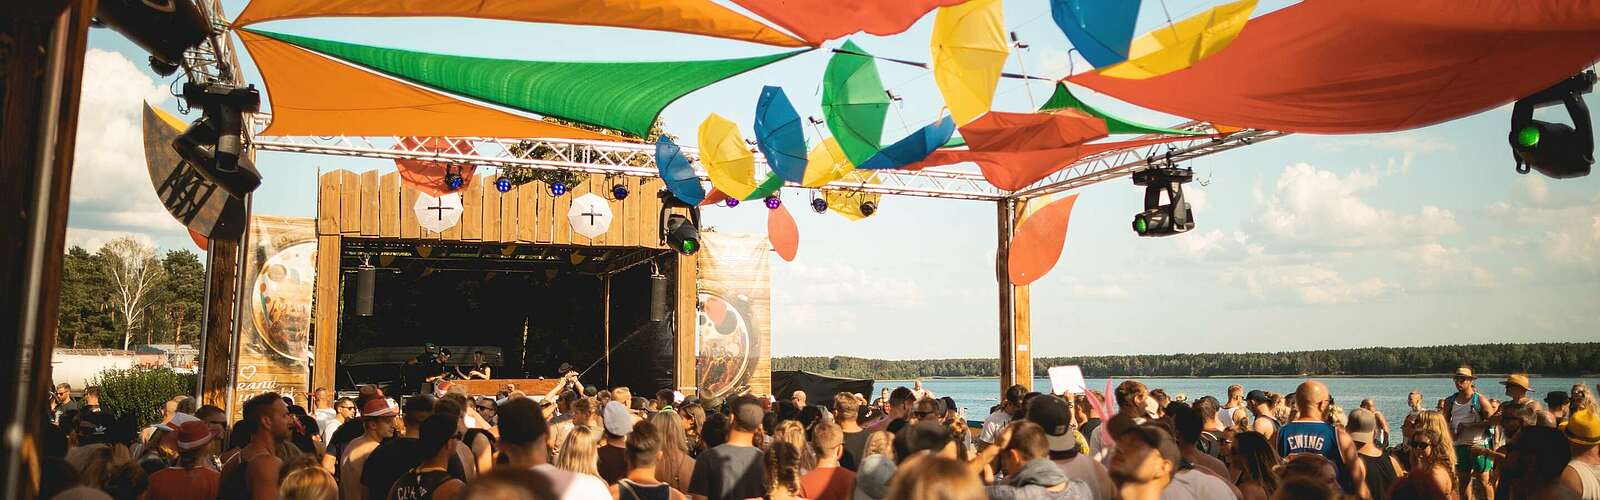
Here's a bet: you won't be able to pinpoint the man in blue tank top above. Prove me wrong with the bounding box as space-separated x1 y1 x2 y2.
1277 380 1370 498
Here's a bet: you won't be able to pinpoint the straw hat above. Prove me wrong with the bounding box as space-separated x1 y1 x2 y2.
1498 373 1532 392
1566 407 1600 446
1452 366 1476 380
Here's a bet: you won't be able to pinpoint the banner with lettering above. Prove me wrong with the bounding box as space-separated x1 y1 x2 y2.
141 103 246 242
694 233 772 399
230 215 317 419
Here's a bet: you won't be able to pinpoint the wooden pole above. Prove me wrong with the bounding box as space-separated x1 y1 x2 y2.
1011 199 1033 391
198 229 242 407
311 235 341 393
996 201 1016 394
673 249 698 394
602 275 612 387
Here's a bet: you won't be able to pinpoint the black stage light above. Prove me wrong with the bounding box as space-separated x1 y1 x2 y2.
444 167 464 191
354 264 376 316
1510 70 1595 179
664 214 700 255
612 183 630 200
94 0 211 73
859 200 877 217
1130 167 1195 237
172 82 262 198
811 197 829 214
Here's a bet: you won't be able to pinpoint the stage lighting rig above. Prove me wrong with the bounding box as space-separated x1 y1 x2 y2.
765 196 782 209
94 0 211 75
658 190 703 255
724 198 740 208
859 200 877 217
172 82 262 198
1130 166 1195 237
444 166 464 191
811 197 828 214
549 181 567 196
1510 70 1595 179
612 183 630 200
495 177 512 193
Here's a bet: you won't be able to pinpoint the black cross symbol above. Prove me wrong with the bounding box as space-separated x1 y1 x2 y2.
425 197 455 221
581 207 602 225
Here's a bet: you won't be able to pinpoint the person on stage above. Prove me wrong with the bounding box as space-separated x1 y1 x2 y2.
456 351 492 380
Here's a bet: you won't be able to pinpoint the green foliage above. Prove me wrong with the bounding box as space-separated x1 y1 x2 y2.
775 342 1600 379
57 246 206 348
91 367 193 427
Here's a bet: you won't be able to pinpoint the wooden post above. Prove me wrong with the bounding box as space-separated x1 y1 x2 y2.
673 250 698 394
311 235 341 393
1011 199 1033 391
199 237 242 407
996 201 1016 393
602 275 612 387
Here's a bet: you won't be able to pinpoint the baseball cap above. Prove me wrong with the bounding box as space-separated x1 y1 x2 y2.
1347 408 1377 444
1246 390 1272 404
174 420 214 451
894 420 953 459
76 412 115 444
602 401 633 437
1121 424 1181 465
1025 394 1076 452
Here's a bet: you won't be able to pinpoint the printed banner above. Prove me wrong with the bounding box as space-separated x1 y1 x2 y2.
695 233 772 399
230 215 317 419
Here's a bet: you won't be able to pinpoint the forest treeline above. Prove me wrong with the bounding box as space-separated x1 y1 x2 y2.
774 343 1600 379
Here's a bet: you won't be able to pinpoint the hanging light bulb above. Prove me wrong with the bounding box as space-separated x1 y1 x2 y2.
724 198 740 208
810 197 828 214
764 196 781 209
495 177 512 193
550 181 567 196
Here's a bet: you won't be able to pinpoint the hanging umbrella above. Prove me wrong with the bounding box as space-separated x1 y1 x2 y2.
656 136 705 205
931 0 1008 126
767 203 799 261
1050 0 1141 69
754 86 809 183
699 113 763 200
1009 193 1081 285
567 193 614 240
800 137 857 187
413 192 464 233
823 170 882 220
822 40 890 166
857 115 958 170
1097 0 1257 80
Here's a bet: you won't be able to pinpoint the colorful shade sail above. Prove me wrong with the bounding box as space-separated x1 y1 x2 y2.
1050 0 1141 69
858 115 957 170
1071 1 1600 133
754 86 808 183
232 0 808 48
1039 83 1203 136
767 203 799 261
824 170 883 221
1009 193 1080 285
656 136 706 205
905 135 1199 190
930 0 1008 126
1096 0 1256 80
239 30 614 139
959 109 1108 152
395 137 478 197
252 30 806 138
731 0 968 45
822 40 890 166
801 137 857 188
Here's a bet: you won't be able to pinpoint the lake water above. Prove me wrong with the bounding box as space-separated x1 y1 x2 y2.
872 376 1596 423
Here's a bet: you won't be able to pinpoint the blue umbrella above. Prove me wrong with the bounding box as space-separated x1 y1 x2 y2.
858 115 957 170
656 136 705 205
754 86 809 183
1051 0 1142 69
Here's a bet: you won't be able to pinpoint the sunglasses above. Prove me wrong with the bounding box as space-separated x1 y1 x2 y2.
338 406 357 410
1408 441 1432 449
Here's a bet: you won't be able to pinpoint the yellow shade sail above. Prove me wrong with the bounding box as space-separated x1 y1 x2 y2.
930 0 1009 126
1097 0 1258 80
239 30 613 139
801 137 857 188
824 170 882 221
233 0 808 48
698 114 762 199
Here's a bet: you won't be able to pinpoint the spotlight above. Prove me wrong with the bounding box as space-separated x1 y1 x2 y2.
444 168 464 191
725 198 740 208
94 0 211 72
811 197 828 214
171 82 262 198
860 200 877 217
550 181 567 196
1130 167 1195 237
1510 70 1595 179
765 196 782 209
664 214 700 255
495 177 512 193
612 183 630 200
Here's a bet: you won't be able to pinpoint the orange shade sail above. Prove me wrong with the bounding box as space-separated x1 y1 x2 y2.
396 137 478 197
233 0 808 48
959 109 1109 152
239 30 616 140
767 203 799 262
731 0 967 46
1069 1 1600 133
905 135 1200 191
1009 194 1080 285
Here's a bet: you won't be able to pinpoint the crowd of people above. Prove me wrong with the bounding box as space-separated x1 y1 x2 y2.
33 366 1600 500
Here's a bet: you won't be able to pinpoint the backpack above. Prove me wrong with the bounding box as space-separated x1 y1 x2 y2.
1196 431 1225 459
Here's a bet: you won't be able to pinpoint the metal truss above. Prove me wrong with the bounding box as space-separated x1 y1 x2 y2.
182 0 246 88
1010 127 1288 199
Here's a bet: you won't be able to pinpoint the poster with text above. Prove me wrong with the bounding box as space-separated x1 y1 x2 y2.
230 215 317 419
695 233 772 399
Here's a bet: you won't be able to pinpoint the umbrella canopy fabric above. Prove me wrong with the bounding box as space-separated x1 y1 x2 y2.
754 86 809 183
731 0 968 45
656 136 706 205
394 137 478 197
1096 0 1257 80
801 137 857 188
1038 83 1203 136
250 29 807 138
568 193 614 240
823 170 882 221
930 0 1008 126
822 40 891 166
414 192 464 233
239 30 614 139
767 203 799 262
1009 193 1080 285
858 115 958 170
904 135 1199 190
1069 0 1600 133
699 114 764 199
1050 0 1141 68
232 0 808 48
959 109 1108 152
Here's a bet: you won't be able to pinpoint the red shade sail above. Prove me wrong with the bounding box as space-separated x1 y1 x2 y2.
959 109 1109 152
1009 194 1080 285
732 0 968 45
905 135 1199 191
1070 1 1600 133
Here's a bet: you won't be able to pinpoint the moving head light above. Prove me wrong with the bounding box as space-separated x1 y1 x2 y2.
1131 167 1195 237
1510 70 1595 179
172 82 262 198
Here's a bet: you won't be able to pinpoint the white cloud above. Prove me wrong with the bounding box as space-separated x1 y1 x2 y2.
1542 217 1600 272
1223 263 1401 305
65 228 156 252
1252 163 1460 249
772 261 922 309
1171 229 1261 262
1325 133 1457 154
1404 243 1498 289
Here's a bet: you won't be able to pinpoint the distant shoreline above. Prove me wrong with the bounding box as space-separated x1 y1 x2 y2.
874 373 1600 381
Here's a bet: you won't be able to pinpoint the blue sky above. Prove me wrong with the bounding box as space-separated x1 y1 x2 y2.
72 0 1600 359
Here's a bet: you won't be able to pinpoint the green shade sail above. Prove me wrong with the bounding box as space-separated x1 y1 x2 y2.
822 40 891 165
1039 82 1204 136
251 29 808 138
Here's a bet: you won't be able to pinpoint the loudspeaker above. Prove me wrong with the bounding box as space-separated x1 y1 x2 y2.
354 265 376 316
650 273 668 323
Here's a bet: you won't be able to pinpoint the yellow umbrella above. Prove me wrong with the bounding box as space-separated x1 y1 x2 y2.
698 113 762 199
800 137 857 188
1097 0 1258 80
824 170 883 221
931 0 1008 126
